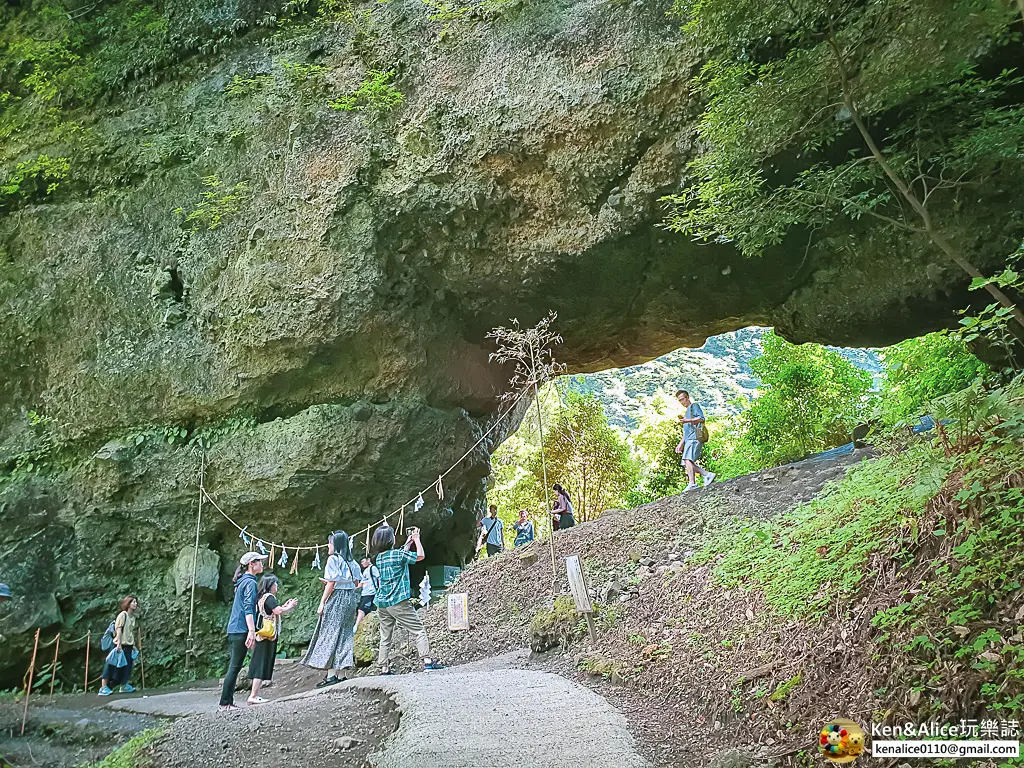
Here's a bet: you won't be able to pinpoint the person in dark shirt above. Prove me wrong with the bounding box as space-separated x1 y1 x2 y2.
219 551 266 710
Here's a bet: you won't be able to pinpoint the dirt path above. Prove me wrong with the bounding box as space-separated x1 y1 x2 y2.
342 653 650 768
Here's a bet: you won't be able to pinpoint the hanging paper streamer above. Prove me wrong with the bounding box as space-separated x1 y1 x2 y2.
397 505 406 535
414 493 424 512
289 548 299 574
239 526 250 548
256 539 267 555
269 544 275 569
365 528 371 555
418 573 431 606
435 476 444 500
278 547 289 569
311 547 321 570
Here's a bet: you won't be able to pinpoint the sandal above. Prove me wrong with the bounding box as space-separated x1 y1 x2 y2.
315 675 341 688
423 660 445 671
379 667 393 676
219 704 238 711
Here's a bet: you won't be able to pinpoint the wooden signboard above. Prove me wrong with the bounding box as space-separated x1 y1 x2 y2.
447 592 469 631
565 555 597 642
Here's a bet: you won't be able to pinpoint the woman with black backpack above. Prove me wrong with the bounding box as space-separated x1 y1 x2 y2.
301 530 365 687
247 574 297 705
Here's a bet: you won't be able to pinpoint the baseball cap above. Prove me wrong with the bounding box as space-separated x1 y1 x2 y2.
239 552 269 566
0 583 10 598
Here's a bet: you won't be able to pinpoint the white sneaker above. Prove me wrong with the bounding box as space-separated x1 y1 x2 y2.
704 472 716 485
684 483 698 492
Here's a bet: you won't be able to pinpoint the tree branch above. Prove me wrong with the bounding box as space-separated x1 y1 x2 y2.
824 22 1024 327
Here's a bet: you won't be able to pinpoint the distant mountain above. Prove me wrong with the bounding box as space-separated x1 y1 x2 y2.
566 327 882 430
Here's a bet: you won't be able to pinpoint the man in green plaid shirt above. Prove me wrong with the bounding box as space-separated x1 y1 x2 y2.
371 525 443 674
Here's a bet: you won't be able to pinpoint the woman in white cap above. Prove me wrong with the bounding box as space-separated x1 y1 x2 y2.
219 551 267 710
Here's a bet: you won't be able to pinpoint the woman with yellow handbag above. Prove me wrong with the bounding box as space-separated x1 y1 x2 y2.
247 575 297 705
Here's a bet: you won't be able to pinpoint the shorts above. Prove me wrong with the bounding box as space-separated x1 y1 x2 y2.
681 440 704 462
358 595 376 614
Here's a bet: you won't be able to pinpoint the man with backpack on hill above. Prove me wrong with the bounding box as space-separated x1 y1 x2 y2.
674 389 716 492
476 504 504 558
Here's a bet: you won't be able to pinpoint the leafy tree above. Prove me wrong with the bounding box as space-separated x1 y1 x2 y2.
487 382 560 531
877 332 989 425
538 392 637 522
664 0 1024 329
702 411 763 481
626 392 689 505
743 331 871 465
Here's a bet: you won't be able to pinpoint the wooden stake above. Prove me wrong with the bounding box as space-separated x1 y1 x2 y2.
138 626 145 690
84 630 91 693
21 628 40 735
584 613 598 644
49 633 60 695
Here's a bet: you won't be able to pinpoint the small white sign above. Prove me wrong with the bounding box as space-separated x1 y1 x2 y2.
447 592 469 631
565 555 593 614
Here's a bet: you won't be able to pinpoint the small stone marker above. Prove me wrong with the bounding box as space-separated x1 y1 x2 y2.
447 592 469 631
565 555 597 642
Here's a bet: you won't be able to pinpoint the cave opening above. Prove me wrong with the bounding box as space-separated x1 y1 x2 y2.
481 325 883 541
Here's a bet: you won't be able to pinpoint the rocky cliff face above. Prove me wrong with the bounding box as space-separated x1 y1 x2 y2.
0 0 1017 684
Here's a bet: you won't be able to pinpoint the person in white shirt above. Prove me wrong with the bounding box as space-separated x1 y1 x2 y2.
355 556 380 630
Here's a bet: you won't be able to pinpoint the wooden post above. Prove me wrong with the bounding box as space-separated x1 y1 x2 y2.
137 626 145 690
84 630 91 693
565 555 597 643
49 633 60 695
21 628 40 735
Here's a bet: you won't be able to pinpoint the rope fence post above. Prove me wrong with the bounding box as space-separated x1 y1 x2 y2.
186 458 205 675
21 628 40 735
138 625 145 690
49 633 60 696
84 630 91 693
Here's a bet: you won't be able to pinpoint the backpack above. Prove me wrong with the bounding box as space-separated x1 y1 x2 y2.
100 620 116 651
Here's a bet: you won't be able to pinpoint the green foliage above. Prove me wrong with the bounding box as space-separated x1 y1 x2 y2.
329 69 403 113
700 442 952 618
877 332 989 425
0 154 70 202
488 382 559 530
957 245 1024 374
701 412 763 481
538 391 637 521
625 392 689 505
742 330 871 465
770 673 802 702
85 727 166 768
662 0 1024 295
174 174 250 230
529 594 584 651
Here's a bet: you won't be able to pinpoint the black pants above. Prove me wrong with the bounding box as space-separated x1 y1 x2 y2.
220 633 249 706
486 543 502 556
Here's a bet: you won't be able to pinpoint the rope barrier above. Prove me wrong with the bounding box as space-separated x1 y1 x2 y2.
201 382 535 552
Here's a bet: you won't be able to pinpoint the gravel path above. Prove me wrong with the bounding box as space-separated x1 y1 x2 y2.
343 658 650 768
148 687 398 768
